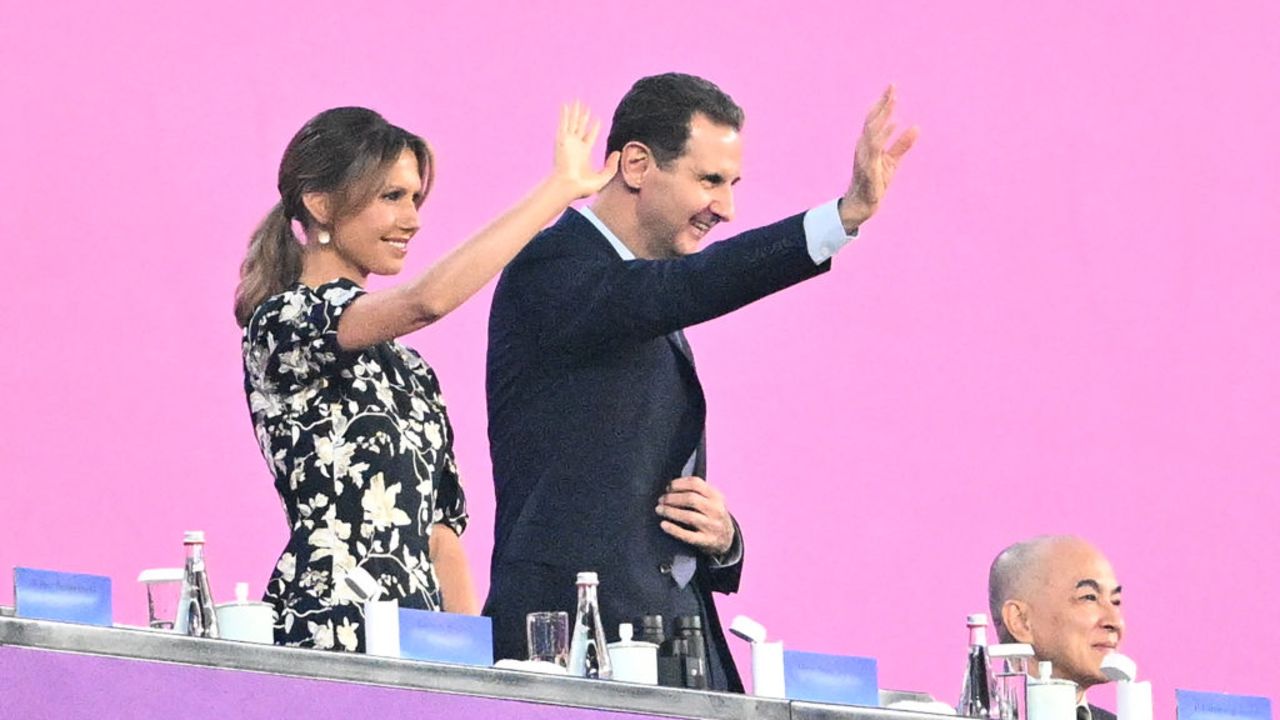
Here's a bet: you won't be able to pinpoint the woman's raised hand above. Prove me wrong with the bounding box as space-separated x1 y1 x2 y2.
553 101 621 199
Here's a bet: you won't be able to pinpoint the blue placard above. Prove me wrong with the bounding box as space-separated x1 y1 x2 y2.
13 567 113 627
1177 689 1273 720
783 649 878 707
398 608 493 666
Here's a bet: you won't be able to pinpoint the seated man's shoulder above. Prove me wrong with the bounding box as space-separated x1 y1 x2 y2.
1089 704 1117 720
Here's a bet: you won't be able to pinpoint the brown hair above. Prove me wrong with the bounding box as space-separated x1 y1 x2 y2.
234 107 433 327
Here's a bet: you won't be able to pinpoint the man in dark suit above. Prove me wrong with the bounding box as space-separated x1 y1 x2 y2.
484 73 917 691
989 536 1125 720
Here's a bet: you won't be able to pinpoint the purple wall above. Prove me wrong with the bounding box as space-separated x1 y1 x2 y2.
1 2 1277 716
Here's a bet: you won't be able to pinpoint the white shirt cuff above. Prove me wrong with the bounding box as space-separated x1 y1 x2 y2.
710 531 743 568
803 198 856 264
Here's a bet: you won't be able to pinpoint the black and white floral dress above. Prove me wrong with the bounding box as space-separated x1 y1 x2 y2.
242 278 468 651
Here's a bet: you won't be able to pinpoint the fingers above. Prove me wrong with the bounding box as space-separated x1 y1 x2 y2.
658 476 728 523
663 485 719 506
665 475 718 496
860 88 917 166
886 125 920 160
572 100 587 136
585 118 601 149
560 101 593 139
594 150 621 184
863 84 894 125
659 519 709 548
659 517 731 554
862 85 904 149
866 121 895 157
657 490 715 517
658 511 733 554
656 503 711 529
656 476 732 554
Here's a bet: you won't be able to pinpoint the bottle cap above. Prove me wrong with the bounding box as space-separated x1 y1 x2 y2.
575 571 599 584
965 613 988 626
343 566 383 602
1099 652 1137 682
988 643 1035 659
728 614 768 643
183 530 206 544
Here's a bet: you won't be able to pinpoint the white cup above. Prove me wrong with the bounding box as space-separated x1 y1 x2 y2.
214 601 273 644
1117 681 1154 720
364 599 401 657
751 640 786 697
1027 680 1076 720
606 622 657 685
607 641 658 684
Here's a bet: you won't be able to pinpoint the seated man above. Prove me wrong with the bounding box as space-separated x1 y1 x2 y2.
988 536 1125 720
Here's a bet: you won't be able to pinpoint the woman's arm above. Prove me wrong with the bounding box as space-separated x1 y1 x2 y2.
429 524 479 615
336 103 619 351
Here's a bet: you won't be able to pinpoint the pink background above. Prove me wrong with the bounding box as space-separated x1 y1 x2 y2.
2 1 1277 714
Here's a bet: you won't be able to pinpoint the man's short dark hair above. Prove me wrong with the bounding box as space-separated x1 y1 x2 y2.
606 72 745 168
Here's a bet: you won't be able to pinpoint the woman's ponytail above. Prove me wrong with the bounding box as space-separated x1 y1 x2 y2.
234 202 302 327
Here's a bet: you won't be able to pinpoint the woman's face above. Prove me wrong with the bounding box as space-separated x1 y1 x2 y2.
329 148 425 278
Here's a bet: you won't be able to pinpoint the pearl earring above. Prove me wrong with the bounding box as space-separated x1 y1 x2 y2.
317 230 331 245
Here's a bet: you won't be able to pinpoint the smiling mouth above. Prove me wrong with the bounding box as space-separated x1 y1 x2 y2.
690 218 717 237
384 240 408 252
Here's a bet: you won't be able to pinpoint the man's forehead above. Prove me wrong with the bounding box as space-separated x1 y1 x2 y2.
682 116 742 172
1041 540 1119 590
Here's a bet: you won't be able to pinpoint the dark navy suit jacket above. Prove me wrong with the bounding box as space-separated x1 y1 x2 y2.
483 208 829 691
1087 703 1117 720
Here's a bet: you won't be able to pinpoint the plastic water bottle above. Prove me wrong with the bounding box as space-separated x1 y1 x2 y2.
957 612 992 717
174 531 220 638
567 571 612 679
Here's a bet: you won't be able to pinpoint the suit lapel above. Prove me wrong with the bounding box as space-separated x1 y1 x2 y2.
667 329 696 370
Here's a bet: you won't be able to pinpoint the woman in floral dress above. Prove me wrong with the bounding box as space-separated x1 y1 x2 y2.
235 104 617 650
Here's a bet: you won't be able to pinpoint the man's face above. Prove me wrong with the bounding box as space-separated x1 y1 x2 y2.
633 113 742 258
1019 540 1125 689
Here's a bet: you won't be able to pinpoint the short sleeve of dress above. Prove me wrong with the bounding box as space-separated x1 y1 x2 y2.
433 443 469 538
244 280 366 395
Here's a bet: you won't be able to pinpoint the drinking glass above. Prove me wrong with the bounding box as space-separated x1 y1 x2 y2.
137 568 184 630
526 610 570 667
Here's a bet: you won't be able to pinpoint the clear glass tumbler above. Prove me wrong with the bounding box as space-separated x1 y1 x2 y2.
137 568 184 630
526 610 570 667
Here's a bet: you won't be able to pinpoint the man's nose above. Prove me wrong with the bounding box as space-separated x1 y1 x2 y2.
1103 602 1125 638
711 186 735 223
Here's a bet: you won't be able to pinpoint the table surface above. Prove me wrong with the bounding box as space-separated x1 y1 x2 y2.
0 615 954 720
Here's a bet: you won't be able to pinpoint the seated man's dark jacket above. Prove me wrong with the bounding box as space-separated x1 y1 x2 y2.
483 208 829 691
1088 703 1117 720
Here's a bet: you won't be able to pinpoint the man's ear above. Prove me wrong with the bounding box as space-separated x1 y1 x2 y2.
618 141 655 191
1003 599 1034 644
301 192 332 227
